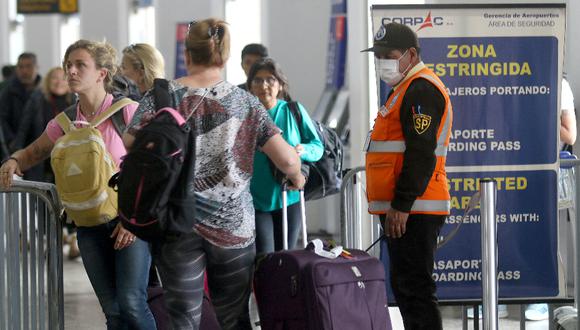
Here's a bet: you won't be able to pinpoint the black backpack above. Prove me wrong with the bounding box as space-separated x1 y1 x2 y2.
111 79 196 241
287 102 344 201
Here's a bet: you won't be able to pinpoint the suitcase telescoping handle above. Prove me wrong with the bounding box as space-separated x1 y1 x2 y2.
281 181 307 250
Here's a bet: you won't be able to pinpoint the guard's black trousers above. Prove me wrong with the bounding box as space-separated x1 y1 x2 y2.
381 213 446 330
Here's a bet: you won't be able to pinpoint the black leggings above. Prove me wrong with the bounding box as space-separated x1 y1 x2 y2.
152 232 255 330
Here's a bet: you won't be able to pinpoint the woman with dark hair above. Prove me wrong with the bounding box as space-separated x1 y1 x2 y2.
247 58 323 253
123 18 304 330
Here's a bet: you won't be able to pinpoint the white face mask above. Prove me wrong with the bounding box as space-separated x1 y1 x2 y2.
376 50 409 86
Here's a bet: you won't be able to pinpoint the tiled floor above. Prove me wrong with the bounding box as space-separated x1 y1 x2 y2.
63 250 552 330
63 254 105 330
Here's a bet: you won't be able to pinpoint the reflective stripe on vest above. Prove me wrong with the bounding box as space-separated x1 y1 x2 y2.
418 73 452 147
368 199 451 213
368 140 448 156
418 73 445 90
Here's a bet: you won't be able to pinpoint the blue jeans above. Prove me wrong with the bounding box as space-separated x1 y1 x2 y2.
77 219 156 330
255 202 302 254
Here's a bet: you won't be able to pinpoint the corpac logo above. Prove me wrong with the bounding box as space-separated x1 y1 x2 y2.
381 11 444 31
416 11 435 31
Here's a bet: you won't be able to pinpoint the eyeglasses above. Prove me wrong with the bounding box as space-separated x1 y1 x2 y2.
252 76 278 86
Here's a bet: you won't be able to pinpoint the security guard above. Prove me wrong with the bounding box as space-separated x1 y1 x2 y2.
363 22 452 330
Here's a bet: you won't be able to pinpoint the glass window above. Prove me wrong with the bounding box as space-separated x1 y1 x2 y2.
60 15 80 61
129 5 156 46
8 0 24 63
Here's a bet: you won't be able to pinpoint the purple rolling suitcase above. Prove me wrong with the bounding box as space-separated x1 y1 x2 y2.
147 286 221 330
254 187 392 330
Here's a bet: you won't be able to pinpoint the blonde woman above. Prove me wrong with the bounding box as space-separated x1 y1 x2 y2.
121 43 165 96
0 40 156 329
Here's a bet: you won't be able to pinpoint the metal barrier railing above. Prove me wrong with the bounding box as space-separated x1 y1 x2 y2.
339 161 580 329
559 157 580 328
340 166 383 254
480 179 498 330
0 180 64 330
340 166 365 250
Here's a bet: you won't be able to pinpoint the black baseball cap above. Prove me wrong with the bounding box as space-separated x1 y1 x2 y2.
362 22 419 54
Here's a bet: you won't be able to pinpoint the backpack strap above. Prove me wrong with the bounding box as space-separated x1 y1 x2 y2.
56 105 76 134
153 78 171 110
110 111 127 137
63 104 77 121
57 99 135 136
91 97 137 129
287 101 305 140
287 101 303 126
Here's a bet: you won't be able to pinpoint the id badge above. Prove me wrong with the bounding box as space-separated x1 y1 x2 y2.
364 131 372 152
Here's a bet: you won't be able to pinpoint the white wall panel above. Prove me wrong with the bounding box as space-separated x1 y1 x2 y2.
155 0 224 79
24 15 61 74
78 0 129 56
0 0 10 65
262 0 330 111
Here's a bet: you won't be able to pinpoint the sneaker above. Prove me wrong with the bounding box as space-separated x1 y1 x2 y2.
525 303 549 321
554 306 576 326
467 305 509 319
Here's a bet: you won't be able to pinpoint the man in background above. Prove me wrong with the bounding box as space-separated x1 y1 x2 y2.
0 52 41 159
238 43 268 91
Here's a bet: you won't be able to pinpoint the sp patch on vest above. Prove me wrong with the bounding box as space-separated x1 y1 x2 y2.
413 113 432 135
412 104 432 135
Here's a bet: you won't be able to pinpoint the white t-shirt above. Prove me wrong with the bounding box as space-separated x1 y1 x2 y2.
562 78 575 115
561 78 576 149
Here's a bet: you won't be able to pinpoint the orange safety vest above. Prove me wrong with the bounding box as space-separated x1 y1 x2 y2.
365 67 453 215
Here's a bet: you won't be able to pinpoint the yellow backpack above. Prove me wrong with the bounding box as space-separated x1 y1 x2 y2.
51 98 136 227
